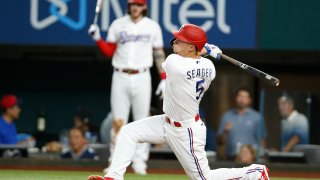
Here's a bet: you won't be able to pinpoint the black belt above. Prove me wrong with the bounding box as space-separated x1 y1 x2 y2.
114 68 147 75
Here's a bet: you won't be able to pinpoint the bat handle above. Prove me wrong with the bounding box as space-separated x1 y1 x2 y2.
90 20 98 36
93 16 98 26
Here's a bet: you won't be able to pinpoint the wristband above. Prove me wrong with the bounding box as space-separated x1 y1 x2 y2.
160 72 166 80
204 43 211 55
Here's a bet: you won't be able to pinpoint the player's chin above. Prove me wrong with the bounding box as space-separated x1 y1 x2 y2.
172 47 177 53
131 11 140 17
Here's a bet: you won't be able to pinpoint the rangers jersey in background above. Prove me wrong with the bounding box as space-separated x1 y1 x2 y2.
106 14 164 175
107 15 163 69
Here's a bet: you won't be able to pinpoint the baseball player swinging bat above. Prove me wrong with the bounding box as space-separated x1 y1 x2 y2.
88 24 270 180
217 53 280 86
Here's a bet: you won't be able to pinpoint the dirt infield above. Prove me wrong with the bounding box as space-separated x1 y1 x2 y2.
1 165 320 178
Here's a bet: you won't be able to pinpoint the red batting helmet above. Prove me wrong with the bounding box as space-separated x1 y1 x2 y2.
171 24 207 51
0 94 19 110
128 0 146 5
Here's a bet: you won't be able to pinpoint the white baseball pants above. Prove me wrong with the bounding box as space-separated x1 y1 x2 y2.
109 70 151 171
106 114 268 180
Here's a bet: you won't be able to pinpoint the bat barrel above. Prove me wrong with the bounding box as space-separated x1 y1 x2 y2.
219 54 280 87
92 0 103 25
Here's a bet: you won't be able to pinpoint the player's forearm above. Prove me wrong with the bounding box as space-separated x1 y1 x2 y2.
154 48 166 74
282 135 300 152
97 39 117 57
199 47 208 56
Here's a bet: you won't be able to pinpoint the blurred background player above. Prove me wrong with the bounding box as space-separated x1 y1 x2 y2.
278 95 309 152
0 94 34 157
88 0 166 175
217 88 267 160
0 94 21 145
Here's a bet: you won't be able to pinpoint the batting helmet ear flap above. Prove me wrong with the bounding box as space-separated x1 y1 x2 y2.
170 38 176 47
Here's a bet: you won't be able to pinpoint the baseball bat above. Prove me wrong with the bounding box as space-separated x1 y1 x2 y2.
218 54 280 87
91 0 104 34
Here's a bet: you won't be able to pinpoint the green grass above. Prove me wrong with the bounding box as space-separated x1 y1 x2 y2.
0 170 187 180
0 170 318 180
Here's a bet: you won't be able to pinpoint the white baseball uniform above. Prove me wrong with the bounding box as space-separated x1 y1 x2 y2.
106 54 269 180
106 15 163 171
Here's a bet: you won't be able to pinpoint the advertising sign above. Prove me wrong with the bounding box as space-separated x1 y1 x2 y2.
0 0 257 48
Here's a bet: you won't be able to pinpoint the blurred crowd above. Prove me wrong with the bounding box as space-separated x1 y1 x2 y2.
215 88 309 164
0 89 310 164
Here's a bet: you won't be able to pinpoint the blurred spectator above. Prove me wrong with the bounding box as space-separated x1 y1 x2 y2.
217 88 267 160
61 128 98 160
73 111 99 143
278 95 309 152
74 112 89 131
44 141 62 153
0 94 21 144
17 133 36 147
236 144 256 164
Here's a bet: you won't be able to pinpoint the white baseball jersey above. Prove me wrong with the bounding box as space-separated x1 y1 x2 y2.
162 54 216 121
106 15 163 69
